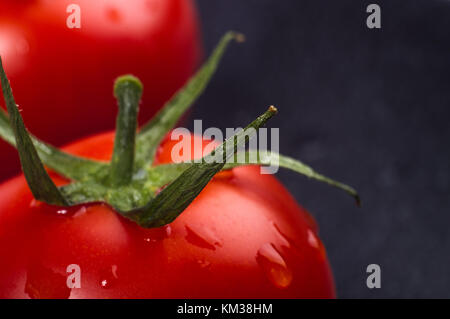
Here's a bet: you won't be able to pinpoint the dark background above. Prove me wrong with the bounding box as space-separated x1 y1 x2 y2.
193 0 450 298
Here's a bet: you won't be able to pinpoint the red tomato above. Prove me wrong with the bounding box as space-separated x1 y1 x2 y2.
0 132 335 298
0 0 201 180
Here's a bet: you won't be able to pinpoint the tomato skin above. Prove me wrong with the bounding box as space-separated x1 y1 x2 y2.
0 132 335 298
0 0 201 180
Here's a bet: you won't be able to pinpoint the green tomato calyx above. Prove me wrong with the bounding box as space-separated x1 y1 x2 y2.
0 32 360 229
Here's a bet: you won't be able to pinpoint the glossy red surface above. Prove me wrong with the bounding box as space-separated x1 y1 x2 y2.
0 132 335 298
0 0 201 179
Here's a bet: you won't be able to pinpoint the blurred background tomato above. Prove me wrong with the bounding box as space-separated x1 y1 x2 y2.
0 0 201 180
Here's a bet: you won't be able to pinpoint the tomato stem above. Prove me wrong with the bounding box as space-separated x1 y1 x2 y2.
110 75 143 187
0 31 360 228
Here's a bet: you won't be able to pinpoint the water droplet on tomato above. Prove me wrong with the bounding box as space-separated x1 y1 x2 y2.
165 225 172 237
56 209 68 215
256 243 293 289
272 223 293 248
29 199 42 208
214 169 234 180
185 225 222 250
307 229 319 248
99 265 119 289
142 225 172 243
73 206 87 218
306 229 326 258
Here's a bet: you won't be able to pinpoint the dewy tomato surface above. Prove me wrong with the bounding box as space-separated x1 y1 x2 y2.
0 132 335 298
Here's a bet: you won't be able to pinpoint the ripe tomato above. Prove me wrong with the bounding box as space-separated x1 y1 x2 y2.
0 0 201 180
0 132 335 299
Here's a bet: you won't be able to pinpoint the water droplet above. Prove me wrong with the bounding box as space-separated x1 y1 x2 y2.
306 229 326 258
56 209 68 215
29 199 42 208
272 223 293 248
185 225 222 250
100 265 119 289
143 225 172 243
256 243 293 289
73 206 87 218
111 265 118 278
307 230 319 248
165 225 172 237
214 169 234 180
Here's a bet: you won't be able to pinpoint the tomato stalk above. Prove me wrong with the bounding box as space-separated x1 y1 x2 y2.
110 76 143 187
0 32 360 229
124 106 278 228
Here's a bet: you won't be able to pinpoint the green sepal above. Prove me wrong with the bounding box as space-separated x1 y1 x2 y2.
147 150 360 206
0 31 240 184
0 29 360 229
60 107 277 221
225 151 360 206
122 106 277 227
59 179 155 211
0 31 244 208
110 75 143 186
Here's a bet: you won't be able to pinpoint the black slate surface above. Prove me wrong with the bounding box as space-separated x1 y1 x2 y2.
194 0 450 298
